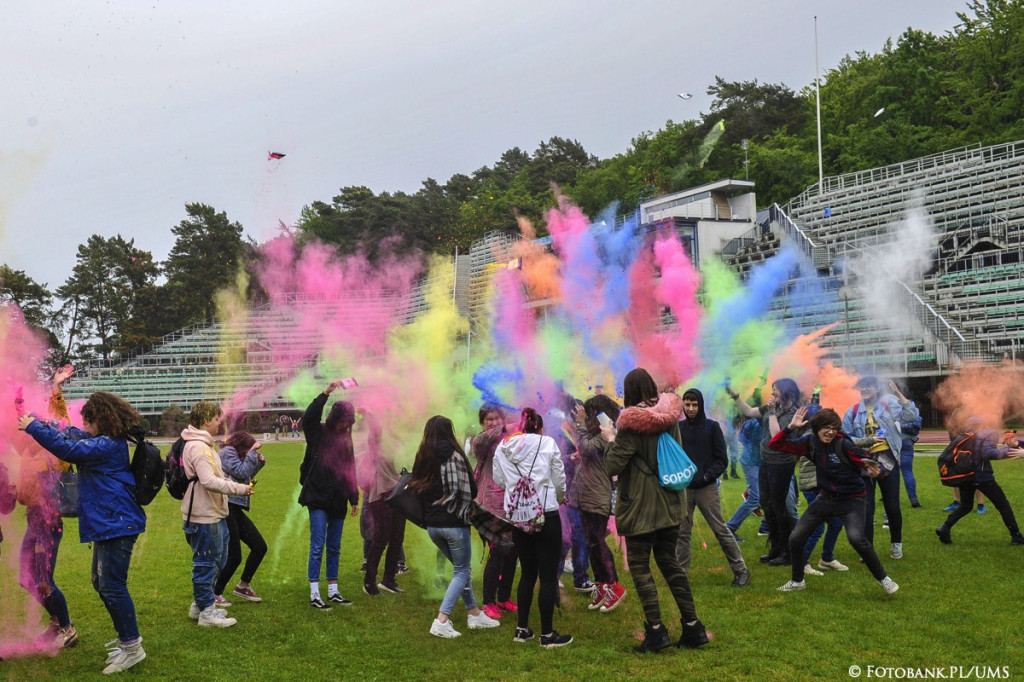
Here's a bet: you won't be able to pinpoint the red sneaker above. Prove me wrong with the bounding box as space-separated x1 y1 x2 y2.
588 584 608 610
497 599 518 613
599 583 627 613
482 603 503 620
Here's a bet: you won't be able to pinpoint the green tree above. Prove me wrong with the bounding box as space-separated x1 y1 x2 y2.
0 264 53 330
163 203 247 327
56 236 158 362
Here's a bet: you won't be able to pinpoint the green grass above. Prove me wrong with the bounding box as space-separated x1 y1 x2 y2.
2 443 1023 680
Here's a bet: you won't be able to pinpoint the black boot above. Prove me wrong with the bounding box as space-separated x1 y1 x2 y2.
935 525 952 544
633 622 671 653
730 465 740 479
677 619 710 648
721 471 730 481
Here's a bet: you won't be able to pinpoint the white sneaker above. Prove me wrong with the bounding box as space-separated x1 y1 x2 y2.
880 576 899 594
104 639 123 665
817 559 849 572
777 579 806 592
102 642 146 674
198 605 238 628
189 602 227 620
467 611 501 629
429 617 461 638
890 543 903 559
803 564 824 577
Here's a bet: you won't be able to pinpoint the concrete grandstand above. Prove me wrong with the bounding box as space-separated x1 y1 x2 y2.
63 139 1024 425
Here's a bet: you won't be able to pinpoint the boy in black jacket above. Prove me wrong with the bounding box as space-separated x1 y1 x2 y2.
675 388 751 587
769 407 898 594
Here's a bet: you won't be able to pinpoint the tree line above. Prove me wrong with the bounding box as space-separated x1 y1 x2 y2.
3 0 1022 369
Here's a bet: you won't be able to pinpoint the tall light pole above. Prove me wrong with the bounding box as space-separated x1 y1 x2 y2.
741 139 749 180
815 16 824 189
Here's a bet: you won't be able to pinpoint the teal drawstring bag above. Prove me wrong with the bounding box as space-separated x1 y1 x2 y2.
656 432 697 491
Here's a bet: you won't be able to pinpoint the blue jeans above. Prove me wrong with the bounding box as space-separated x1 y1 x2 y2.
21 506 71 627
92 535 140 645
559 505 590 585
428 526 477 616
184 519 229 610
900 439 918 503
308 508 344 582
727 461 761 531
801 490 843 563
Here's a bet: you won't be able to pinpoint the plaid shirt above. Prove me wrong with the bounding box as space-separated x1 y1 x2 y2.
436 452 476 524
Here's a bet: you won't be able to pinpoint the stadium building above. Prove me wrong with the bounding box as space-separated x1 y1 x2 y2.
64 140 1024 427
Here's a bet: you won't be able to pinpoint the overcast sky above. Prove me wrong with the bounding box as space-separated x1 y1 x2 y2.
1 0 970 287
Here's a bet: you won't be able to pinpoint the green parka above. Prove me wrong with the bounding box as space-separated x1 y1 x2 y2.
605 393 686 537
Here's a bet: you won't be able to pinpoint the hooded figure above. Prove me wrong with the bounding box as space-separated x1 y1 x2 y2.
677 388 728 489
299 398 359 517
676 387 750 587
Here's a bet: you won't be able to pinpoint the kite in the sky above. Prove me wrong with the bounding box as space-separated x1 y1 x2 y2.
268 152 286 160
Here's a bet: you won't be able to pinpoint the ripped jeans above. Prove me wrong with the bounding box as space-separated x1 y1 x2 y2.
92 535 140 645
184 519 229 611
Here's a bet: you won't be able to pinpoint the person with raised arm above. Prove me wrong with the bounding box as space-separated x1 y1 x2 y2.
768 406 899 595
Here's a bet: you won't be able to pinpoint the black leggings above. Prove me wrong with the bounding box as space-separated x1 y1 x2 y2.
945 480 1020 536
363 499 406 585
864 471 902 545
512 512 562 634
215 504 267 595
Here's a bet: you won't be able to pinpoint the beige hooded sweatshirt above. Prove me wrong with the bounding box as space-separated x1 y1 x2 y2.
181 426 250 524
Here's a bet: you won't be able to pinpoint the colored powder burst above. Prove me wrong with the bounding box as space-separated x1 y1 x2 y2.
0 303 64 658
932 362 1024 433
767 324 835 393
652 231 702 386
817 362 861 415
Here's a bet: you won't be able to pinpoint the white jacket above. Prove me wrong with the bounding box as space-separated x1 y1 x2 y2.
492 433 565 514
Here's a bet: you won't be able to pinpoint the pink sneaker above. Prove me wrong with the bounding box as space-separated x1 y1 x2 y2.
497 599 518 613
482 603 503 620
214 595 232 607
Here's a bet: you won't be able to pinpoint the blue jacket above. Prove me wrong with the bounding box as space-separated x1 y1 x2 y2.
25 421 146 543
841 394 920 458
970 429 1011 485
739 417 762 467
220 445 265 509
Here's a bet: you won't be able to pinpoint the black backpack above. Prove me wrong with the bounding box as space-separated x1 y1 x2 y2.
938 432 977 487
126 427 164 506
165 437 196 500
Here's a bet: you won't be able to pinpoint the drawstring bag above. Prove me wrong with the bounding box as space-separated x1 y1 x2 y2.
656 432 697 491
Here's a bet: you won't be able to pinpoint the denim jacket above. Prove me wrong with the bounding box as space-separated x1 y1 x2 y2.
841 394 920 458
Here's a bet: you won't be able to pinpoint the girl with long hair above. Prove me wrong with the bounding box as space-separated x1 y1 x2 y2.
729 377 803 565
605 368 709 652
493 407 572 648
19 390 149 674
411 415 499 638
214 430 268 603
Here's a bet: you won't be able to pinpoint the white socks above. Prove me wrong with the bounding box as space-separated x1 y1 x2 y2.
310 583 321 600
327 584 339 597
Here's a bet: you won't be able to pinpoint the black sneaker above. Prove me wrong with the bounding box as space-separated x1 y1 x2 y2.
363 583 381 596
731 570 752 587
539 631 573 648
935 526 952 544
396 562 410 575
359 561 367 572
513 627 535 643
1011 534 1024 546
309 597 332 610
378 582 405 594
328 593 353 606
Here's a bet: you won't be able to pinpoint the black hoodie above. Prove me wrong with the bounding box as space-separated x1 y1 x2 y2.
677 388 728 489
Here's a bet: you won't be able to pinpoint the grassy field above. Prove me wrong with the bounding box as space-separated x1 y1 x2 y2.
2 441 1022 681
